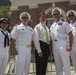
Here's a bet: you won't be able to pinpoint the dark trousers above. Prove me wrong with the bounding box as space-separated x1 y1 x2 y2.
35 41 50 75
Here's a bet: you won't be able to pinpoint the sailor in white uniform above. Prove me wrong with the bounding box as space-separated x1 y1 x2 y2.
67 10 76 75
0 18 10 75
11 12 33 75
50 8 73 75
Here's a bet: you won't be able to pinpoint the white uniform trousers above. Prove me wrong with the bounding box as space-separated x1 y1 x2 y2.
15 46 31 75
0 53 8 75
53 42 71 75
70 44 76 75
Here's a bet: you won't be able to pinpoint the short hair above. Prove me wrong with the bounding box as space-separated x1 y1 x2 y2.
39 12 47 18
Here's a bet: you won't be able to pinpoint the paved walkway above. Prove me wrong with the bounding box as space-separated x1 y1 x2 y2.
6 62 75 75
6 55 75 75
29 71 75 75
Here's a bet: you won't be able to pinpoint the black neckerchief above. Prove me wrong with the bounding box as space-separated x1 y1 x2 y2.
0 30 9 48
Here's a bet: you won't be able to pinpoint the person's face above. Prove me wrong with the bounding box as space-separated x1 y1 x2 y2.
21 16 29 23
53 13 60 21
68 15 75 21
0 22 8 29
40 15 46 22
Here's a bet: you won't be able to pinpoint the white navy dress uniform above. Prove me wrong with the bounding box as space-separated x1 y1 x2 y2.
50 19 72 75
70 21 76 74
67 10 76 75
11 12 33 75
0 18 10 75
0 28 10 75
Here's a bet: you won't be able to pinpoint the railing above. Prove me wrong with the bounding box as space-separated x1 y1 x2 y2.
6 52 74 75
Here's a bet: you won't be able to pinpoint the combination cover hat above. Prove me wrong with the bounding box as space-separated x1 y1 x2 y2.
0 18 8 24
52 8 62 15
19 12 31 21
67 10 76 17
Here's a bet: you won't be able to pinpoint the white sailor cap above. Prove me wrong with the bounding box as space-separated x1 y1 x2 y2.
19 12 31 21
0 18 8 24
52 8 62 15
66 10 76 17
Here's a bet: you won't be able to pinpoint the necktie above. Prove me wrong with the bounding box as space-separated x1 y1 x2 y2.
44 25 49 44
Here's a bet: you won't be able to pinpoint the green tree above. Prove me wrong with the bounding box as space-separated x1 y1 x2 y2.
0 6 11 32
0 6 11 18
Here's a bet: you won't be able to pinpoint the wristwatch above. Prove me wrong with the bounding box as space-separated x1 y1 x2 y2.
69 44 72 47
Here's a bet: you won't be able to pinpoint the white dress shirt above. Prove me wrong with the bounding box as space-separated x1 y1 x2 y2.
34 22 50 53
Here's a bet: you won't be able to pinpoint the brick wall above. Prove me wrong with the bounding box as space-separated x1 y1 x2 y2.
10 10 18 28
29 8 38 28
10 1 76 28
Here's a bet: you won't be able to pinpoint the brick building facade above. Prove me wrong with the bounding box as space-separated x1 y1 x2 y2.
10 1 76 29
